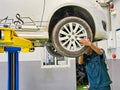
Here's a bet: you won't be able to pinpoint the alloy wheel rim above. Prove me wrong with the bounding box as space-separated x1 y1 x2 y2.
58 22 87 52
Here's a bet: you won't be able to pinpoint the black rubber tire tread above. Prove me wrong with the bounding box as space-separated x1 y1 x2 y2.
52 16 93 57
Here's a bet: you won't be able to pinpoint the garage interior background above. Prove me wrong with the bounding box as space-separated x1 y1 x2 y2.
0 0 120 90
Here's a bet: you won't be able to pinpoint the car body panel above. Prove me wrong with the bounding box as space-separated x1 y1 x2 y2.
0 0 107 40
0 0 44 21
43 0 108 39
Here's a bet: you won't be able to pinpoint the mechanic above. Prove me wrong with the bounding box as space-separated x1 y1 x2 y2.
78 38 112 90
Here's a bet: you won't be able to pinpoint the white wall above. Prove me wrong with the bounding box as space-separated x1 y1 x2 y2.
0 47 44 62
0 47 76 90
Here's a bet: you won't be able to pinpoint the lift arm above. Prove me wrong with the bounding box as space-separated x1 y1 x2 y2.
0 28 34 53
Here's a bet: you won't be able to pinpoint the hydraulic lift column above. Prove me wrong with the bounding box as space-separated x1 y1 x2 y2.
0 28 34 90
5 47 21 90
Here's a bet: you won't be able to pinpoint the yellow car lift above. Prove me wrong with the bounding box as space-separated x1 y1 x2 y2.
0 27 34 90
0 27 34 53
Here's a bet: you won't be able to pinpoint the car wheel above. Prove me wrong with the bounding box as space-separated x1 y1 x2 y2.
44 42 63 57
52 16 93 57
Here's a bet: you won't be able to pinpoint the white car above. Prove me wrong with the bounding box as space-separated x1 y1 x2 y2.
0 0 107 57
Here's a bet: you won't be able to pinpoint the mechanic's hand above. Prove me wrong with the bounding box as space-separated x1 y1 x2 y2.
80 38 92 46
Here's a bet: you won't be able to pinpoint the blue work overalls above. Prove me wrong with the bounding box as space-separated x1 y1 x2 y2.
84 49 112 90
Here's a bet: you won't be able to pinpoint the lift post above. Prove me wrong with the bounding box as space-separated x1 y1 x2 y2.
0 28 34 90
5 47 21 90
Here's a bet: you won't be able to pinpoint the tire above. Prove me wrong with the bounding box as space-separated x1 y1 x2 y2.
52 16 93 57
44 42 63 57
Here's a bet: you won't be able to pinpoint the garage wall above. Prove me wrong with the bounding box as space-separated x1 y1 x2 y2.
0 47 76 90
107 59 120 90
0 60 76 90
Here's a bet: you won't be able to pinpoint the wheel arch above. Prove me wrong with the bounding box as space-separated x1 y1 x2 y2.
48 5 95 41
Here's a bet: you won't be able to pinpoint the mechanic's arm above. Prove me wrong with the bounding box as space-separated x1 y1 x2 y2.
80 38 103 55
78 55 84 64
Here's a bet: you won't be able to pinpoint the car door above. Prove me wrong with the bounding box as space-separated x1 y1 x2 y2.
0 0 44 28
